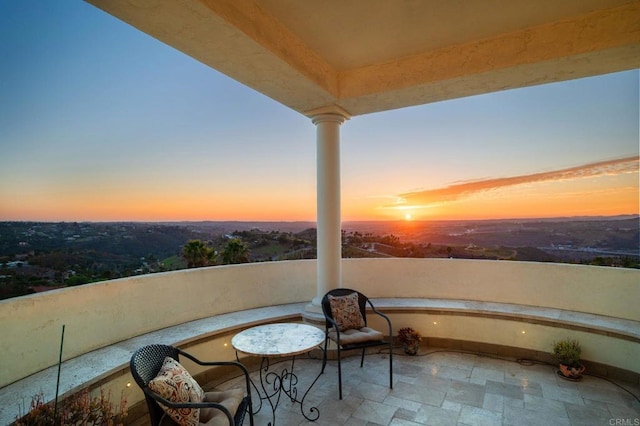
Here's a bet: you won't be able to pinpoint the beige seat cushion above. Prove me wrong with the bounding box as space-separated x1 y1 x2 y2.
199 388 245 426
328 326 383 345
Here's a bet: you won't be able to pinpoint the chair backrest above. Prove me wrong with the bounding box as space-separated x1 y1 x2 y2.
321 288 369 330
130 344 181 426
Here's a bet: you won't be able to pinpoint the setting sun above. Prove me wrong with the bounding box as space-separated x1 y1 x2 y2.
404 213 412 221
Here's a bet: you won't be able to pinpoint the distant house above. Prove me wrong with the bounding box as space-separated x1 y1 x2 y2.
5 261 28 268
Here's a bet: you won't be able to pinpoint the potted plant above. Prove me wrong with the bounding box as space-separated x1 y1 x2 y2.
14 389 127 425
398 327 422 355
551 338 585 380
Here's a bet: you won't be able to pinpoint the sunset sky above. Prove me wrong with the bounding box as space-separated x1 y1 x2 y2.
1 1 638 223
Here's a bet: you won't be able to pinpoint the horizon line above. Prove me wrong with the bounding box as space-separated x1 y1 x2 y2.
2 213 638 225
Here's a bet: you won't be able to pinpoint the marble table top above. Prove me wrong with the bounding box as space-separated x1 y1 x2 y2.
232 323 325 357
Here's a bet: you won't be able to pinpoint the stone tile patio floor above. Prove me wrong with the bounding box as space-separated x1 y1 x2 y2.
214 347 640 426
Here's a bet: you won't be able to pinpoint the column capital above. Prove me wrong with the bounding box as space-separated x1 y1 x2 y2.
306 105 351 124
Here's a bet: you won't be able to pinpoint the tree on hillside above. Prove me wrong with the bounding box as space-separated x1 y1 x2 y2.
182 240 217 268
222 238 250 264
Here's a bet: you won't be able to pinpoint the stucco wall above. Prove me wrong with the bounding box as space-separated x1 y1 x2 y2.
0 260 316 387
343 258 639 321
1 259 638 388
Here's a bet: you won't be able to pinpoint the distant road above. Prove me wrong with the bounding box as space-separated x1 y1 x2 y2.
540 247 640 258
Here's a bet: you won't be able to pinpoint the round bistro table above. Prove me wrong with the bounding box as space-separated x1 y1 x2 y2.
232 323 325 425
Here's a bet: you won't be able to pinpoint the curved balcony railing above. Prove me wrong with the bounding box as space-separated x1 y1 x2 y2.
1 259 638 423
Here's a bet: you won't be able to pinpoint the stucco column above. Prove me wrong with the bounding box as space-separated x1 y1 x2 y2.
306 111 348 316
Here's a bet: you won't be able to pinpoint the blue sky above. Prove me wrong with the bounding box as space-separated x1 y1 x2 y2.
1 1 638 222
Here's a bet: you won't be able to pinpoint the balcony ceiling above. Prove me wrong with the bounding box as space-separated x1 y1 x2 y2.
86 0 640 117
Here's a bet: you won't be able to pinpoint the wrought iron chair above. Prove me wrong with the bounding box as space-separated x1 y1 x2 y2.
130 344 253 426
320 288 393 399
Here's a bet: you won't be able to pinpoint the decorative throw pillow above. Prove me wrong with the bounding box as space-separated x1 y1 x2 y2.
328 292 365 332
148 356 204 426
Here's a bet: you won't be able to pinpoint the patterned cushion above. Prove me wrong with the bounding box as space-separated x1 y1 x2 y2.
328 292 365 332
148 357 204 426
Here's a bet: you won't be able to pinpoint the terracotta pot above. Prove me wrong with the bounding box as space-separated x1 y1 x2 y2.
558 363 585 380
403 342 419 355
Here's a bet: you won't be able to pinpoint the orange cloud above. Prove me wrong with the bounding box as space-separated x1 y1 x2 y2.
389 156 639 210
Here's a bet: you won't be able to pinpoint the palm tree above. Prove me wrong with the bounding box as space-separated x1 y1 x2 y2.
182 240 216 268
222 238 250 264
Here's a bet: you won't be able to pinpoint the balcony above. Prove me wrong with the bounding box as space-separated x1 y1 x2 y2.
3 1 638 423
219 348 640 425
1 259 638 424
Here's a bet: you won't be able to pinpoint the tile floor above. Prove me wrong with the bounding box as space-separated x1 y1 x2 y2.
217 348 640 426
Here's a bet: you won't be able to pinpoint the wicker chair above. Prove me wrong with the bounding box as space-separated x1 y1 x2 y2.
130 344 253 425
320 288 393 400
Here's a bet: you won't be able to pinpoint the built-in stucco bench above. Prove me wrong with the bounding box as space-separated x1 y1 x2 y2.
373 298 640 386
2 298 638 424
373 298 640 343
0 303 307 425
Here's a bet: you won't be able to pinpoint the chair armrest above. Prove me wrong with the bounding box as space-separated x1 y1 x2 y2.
143 388 235 425
178 351 251 376
175 350 254 396
324 315 341 338
177 350 247 370
367 301 393 337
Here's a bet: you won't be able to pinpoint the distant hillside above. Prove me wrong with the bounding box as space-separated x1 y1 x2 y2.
344 216 639 257
1 216 637 300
